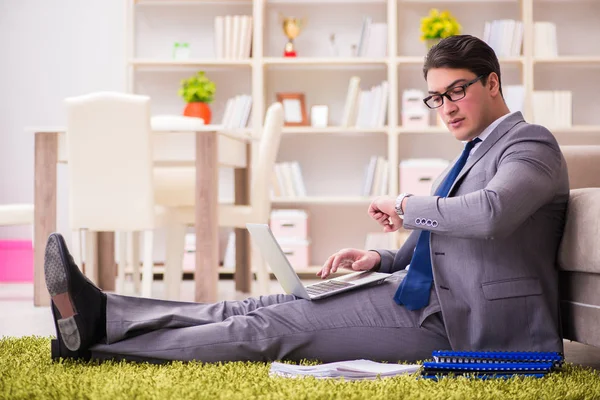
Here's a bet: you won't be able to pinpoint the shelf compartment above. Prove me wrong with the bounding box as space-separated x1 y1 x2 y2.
397 127 447 134
534 56 600 64
263 57 388 70
271 196 374 205
131 59 253 68
551 125 600 134
282 127 388 135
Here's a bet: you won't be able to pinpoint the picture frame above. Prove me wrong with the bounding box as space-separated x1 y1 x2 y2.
276 92 308 126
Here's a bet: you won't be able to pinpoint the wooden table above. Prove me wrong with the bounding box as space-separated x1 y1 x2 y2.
31 124 253 306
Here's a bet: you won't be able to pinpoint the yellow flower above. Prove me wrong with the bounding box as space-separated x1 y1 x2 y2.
420 8 461 41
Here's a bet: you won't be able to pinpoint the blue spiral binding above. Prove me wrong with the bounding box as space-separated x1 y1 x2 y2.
430 350 564 368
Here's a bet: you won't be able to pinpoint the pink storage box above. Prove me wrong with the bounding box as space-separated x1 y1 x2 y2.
399 159 450 196
270 209 308 240
277 238 310 269
0 240 34 282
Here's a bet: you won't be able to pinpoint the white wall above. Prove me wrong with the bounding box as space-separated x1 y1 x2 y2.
0 0 125 243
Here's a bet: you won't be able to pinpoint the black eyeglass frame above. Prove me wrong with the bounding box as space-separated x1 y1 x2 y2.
422 75 486 109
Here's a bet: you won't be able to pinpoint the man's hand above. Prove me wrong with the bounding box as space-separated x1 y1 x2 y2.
317 249 381 279
368 196 403 232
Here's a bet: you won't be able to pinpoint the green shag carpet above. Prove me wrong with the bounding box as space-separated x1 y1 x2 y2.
2 336 600 400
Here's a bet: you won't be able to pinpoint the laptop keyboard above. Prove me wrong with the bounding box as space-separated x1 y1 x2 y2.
305 280 354 296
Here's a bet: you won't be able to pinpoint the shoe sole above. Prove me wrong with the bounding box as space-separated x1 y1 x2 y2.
44 234 81 352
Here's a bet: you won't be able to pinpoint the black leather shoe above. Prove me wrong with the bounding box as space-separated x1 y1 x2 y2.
44 232 107 360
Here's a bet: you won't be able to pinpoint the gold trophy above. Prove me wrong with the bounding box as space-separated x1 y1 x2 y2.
280 14 307 57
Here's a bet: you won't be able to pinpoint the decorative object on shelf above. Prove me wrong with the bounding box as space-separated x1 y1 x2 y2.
402 89 430 129
279 13 307 57
329 33 339 57
172 42 191 60
420 9 461 50
178 71 216 124
276 92 308 126
310 105 329 128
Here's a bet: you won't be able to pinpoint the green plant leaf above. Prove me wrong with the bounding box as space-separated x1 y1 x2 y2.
178 71 216 103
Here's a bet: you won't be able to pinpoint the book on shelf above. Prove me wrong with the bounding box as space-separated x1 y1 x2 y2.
532 90 572 128
356 17 387 58
272 161 307 198
483 19 523 57
503 85 525 114
214 15 253 59
221 94 252 129
341 77 388 128
533 21 558 58
362 156 388 197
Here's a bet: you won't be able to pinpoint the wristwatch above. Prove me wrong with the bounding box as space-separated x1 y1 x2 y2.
394 193 413 219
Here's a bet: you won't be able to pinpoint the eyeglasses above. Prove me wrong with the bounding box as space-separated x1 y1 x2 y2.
423 75 485 109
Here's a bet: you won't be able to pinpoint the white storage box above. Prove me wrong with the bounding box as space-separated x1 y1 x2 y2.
276 238 310 269
270 209 308 240
399 159 450 196
401 108 429 129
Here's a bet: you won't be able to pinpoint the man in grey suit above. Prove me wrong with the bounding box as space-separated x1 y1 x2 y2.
44 35 568 364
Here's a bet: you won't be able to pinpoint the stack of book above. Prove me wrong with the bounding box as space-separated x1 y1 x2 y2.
213 15 253 59
271 161 307 198
421 350 564 380
220 94 252 129
341 76 388 128
356 17 387 57
532 90 572 128
483 19 524 57
534 21 558 58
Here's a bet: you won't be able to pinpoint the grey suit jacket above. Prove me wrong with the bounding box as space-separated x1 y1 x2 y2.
376 112 569 352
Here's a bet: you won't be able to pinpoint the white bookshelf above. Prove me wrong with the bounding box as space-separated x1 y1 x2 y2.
126 0 600 268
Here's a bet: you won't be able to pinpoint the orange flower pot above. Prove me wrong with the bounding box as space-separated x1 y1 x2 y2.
183 102 211 124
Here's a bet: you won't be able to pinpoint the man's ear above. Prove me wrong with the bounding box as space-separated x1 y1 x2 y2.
487 72 501 97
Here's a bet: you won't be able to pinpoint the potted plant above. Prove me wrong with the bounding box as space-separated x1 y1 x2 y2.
178 71 216 124
420 9 462 50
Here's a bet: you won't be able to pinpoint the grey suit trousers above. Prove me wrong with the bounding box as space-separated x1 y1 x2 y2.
89 271 450 363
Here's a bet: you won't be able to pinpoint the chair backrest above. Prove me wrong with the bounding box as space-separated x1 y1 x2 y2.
557 145 600 274
250 102 284 220
65 92 156 231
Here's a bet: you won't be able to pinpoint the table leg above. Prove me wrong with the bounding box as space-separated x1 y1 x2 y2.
195 131 219 303
234 145 252 293
97 232 115 291
34 132 58 307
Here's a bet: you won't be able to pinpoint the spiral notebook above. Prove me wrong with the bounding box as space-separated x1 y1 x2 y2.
421 350 564 380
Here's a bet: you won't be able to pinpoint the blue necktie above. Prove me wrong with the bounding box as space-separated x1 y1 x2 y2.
393 138 481 310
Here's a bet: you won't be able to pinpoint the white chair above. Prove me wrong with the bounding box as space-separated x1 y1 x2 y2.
64 91 187 298
0 204 34 227
153 102 285 297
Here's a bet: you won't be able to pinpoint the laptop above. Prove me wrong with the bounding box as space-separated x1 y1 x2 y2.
246 223 392 300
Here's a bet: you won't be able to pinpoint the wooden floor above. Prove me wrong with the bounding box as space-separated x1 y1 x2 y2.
1 280 600 369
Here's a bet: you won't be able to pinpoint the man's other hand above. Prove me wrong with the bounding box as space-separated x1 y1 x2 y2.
317 249 381 279
368 196 403 232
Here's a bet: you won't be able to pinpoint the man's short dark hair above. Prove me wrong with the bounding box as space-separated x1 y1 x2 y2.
423 34 502 95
